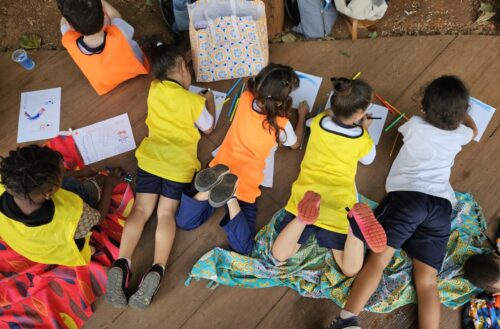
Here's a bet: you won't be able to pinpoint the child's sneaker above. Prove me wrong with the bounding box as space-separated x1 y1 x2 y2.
105 258 131 308
194 164 230 192
347 203 387 253
128 264 164 310
208 173 238 208
297 191 321 224
325 315 361 329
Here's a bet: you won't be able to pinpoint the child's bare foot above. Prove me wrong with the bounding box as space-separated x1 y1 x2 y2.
297 191 321 224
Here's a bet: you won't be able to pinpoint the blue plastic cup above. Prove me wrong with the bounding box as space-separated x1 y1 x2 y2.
12 49 36 70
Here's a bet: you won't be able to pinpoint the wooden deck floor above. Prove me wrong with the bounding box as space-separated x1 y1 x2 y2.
1 35 499 329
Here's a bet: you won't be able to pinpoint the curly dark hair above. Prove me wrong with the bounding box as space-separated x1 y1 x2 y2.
56 0 104 36
463 253 500 292
247 63 300 144
0 145 63 201
421 75 469 130
329 77 373 119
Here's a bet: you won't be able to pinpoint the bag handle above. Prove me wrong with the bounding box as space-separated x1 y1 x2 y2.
204 0 241 43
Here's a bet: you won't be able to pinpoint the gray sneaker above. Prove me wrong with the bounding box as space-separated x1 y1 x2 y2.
128 264 164 310
325 316 361 329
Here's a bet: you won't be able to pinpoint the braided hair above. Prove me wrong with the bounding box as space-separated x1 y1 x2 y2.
0 145 63 201
329 77 373 119
247 63 300 144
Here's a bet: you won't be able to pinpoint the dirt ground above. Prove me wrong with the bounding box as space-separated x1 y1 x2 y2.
0 0 498 51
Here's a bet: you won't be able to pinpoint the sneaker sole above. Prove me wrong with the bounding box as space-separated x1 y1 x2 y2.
348 203 387 253
194 164 230 192
105 267 128 308
128 272 161 310
208 174 238 208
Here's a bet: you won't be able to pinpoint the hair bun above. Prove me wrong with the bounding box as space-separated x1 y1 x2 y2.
331 77 353 96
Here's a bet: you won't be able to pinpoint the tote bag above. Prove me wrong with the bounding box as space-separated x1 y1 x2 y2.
188 0 268 82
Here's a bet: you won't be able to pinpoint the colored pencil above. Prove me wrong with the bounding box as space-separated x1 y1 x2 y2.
228 82 246 119
375 93 397 116
230 98 240 122
389 133 399 157
227 94 239 118
384 113 406 132
225 77 242 98
216 97 231 111
352 72 361 80
384 100 409 121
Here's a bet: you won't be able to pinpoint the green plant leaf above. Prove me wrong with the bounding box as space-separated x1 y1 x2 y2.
18 33 42 49
368 31 378 39
339 50 351 58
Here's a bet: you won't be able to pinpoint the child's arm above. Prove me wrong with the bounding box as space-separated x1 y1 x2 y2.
101 0 121 20
66 166 98 179
96 168 123 222
288 101 309 149
199 90 216 134
462 113 478 140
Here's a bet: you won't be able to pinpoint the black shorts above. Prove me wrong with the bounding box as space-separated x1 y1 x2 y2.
135 167 195 200
277 211 347 250
375 191 452 270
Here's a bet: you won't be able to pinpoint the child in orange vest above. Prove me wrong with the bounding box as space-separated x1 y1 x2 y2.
0 145 122 266
176 63 309 255
271 78 386 277
106 41 216 309
57 0 148 95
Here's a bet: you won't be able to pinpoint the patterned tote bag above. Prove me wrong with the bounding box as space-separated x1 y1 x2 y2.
188 0 269 82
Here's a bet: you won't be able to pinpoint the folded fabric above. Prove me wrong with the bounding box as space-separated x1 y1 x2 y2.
187 192 490 313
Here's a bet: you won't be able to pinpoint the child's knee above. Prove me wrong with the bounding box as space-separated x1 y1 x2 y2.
414 272 438 289
340 261 362 277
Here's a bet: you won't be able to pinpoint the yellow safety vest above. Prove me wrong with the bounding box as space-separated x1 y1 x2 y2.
0 184 91 266
285 112 373 233
136 80 206 183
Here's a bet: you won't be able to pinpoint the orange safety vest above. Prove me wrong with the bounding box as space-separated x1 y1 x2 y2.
62 25 149 96
210 91 289 203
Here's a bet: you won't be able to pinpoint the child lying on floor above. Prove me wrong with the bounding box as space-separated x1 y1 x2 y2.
0 145 123 266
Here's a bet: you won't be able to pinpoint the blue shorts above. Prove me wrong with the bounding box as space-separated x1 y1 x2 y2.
135 167 195 200
277 211 347 250
375 191 452 270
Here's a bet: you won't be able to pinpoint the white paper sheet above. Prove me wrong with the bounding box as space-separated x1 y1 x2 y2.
290 71 323 111
468 97 496 142
211 146 275 188
324 92 388 145
72 114 137 165
189 86 227 125
17 88 61 143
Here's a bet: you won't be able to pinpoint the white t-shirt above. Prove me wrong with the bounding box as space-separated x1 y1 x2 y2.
194 107 214 132
386 116 473 206
61 18 143 63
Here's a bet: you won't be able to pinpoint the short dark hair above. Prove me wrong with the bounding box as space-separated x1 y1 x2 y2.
0 145 63 201
463 253 500 292
422 75 469 130
56 0 104 35
145 40 184 80
330 78 373 119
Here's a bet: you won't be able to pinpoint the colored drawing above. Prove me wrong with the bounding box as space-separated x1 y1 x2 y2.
72 114 137 165
468 96 496 142
17 88 61 143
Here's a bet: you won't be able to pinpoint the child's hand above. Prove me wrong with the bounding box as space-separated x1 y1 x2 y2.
360 115 373 130
298 101 309 118
200 89 214 101
79 166 98 177
104 168 125 188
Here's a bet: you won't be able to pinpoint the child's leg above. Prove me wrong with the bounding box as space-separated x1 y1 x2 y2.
176 191 216 230
343 247 396 314
271 215 305 262
412 258 440 329
153 196 179 266
118 193 159 260
220 199 257 255
331 232 365 277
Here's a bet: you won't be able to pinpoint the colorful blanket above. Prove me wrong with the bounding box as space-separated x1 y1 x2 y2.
187 192 491 313
0 182 133 329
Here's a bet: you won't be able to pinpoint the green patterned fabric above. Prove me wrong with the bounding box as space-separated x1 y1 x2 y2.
186 193 491 313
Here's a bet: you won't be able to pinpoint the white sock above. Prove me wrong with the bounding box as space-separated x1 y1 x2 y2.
122 257 131 268
340 310 356 319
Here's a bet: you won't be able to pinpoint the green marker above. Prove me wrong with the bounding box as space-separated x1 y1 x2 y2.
384 113 406 132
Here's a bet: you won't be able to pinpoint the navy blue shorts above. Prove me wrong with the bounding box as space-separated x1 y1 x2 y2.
277 211 347 250
375 191 452 270
135 167 195 200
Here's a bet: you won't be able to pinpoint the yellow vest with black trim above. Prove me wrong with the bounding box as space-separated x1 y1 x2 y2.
285 112 374 234
0 184 91 266
135 80 206 183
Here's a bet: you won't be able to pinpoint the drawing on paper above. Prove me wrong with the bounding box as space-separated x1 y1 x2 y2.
290 71 323 110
